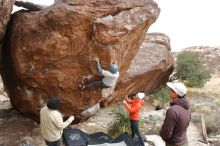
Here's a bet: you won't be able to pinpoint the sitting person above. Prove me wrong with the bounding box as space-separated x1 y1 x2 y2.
79 61 119 90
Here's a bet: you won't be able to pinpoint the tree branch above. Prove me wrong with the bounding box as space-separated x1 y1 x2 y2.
14 0 46 11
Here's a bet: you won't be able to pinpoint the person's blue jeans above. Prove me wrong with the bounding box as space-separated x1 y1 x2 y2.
130 120 145 146
45 139 61 146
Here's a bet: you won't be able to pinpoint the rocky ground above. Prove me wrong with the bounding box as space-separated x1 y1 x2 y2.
0 95 209 146
1 75 219 146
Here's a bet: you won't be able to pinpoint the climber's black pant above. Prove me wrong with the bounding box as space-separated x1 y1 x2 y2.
85 80 110 90
130 120 145 146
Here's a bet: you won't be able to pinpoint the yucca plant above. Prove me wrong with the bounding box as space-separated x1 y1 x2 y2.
107 104 131 137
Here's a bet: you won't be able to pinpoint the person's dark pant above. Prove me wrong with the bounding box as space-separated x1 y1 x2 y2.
85 80 110 90
45 139 61 146
130 120 145 146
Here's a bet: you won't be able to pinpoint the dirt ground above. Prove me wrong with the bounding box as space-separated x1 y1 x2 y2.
0 78 216 146
0 109 43 146
0 99 209 146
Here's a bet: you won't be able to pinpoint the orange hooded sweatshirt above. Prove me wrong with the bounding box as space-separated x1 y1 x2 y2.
124 98 144 120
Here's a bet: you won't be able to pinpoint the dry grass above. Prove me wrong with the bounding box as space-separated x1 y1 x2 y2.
187 76 220 98
188 76 220 136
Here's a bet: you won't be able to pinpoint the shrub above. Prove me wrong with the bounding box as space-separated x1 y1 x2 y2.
141 115 162 135
205 109 220 135
193 106 220 135
107 105 131 137
153 87 170 107
190 103 203 113
174 51 211 87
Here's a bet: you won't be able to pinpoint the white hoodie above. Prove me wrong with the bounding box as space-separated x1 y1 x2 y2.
101 70 119 87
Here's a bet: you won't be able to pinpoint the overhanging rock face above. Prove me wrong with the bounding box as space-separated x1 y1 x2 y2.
102 33 174 105
1 0 173 121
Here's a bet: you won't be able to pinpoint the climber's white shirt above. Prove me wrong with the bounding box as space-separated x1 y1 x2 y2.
101 70 119 87
40 106 73 142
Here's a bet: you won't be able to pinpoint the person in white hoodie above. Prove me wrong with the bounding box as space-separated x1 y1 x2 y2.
79 60 119 90
40 97 74 146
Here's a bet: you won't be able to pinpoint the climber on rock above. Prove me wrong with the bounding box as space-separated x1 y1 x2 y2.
79 59 119 90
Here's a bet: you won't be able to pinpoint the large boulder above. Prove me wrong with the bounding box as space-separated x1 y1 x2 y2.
0 0 15 40
103 33 174 105
0 0 15 57
1 0 173 121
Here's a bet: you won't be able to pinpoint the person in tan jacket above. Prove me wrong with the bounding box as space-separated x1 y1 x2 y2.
40 97 74 146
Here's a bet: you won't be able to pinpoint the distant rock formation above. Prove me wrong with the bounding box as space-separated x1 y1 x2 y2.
1 0 174 121
183 46 220 76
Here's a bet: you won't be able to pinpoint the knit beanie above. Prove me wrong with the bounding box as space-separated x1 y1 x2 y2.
47 96 60 110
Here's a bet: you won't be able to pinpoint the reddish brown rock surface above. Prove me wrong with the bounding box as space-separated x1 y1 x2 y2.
104 33 174 105
1 0 173 121
0 0 15 44
0 0 15 38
